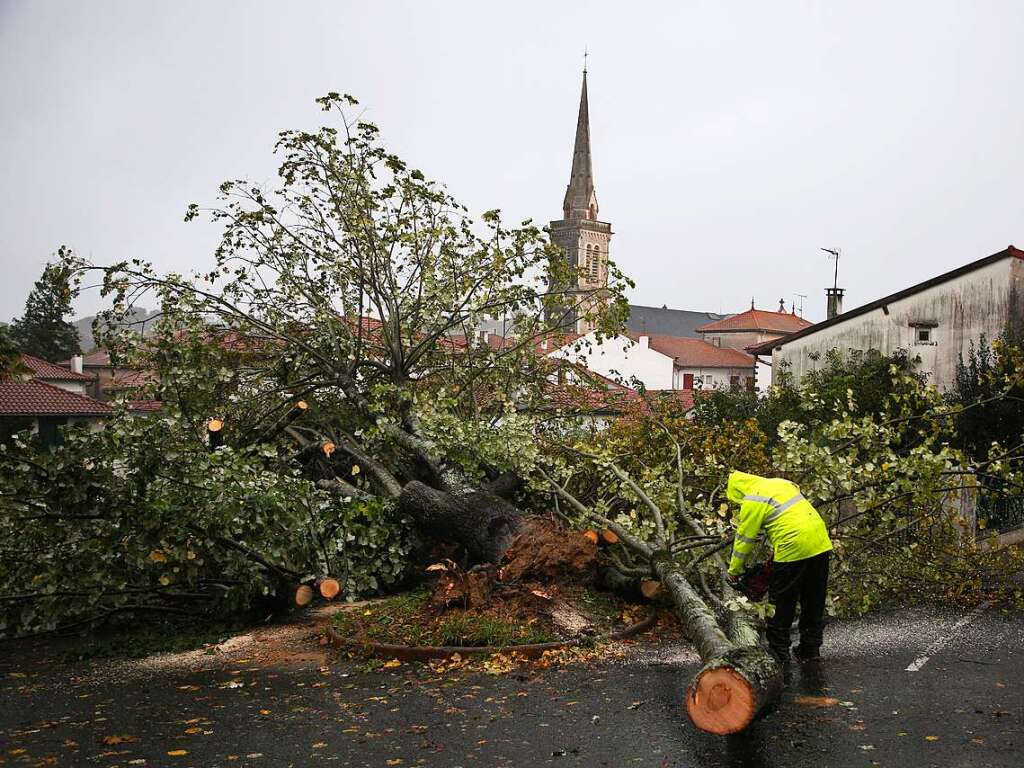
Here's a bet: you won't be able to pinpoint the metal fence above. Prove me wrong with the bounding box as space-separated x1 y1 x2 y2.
977 492 1024 534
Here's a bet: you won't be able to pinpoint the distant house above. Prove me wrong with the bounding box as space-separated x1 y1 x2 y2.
549 330 756 393
19 354 95 395
696 304 813 391
1 354 112 445
749 245 1024 391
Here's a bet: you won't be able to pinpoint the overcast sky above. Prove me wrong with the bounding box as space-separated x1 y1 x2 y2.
2 1 1023 326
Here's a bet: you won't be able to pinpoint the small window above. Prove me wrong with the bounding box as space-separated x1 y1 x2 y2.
916 327 931 344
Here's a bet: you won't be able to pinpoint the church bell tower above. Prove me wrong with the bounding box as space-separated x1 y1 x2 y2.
547 67 612 333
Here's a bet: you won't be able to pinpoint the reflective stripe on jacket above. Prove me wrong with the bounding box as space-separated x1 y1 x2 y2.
726 470 833 576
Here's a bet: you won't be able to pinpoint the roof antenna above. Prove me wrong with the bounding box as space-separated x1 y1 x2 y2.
583 47 588 75
821 247 841 290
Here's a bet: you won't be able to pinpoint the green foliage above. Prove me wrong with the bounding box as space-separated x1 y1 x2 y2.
8 254 82 362
948 335 1024 463
754 349 926 443
0 408 413 637
542 351 1023 620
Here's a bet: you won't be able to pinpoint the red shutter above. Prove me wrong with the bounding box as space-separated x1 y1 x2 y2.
683 373 694 389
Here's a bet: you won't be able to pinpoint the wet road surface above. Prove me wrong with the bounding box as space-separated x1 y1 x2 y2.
1 604 1021 767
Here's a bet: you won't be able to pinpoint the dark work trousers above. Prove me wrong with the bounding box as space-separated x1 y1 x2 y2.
765 551 830 660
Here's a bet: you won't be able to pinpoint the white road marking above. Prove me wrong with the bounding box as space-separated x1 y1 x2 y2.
905 601 992 672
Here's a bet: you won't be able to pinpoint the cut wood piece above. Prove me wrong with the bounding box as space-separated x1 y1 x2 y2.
322 441 336 457
600 529 620 546
685 647 783 735
583 529 600 545
294 584 314 607
317 578 341 600
639 580 660 599
207 418 224 432
296 400 308 410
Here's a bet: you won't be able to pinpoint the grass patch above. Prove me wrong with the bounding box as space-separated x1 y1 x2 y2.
332 590 557 647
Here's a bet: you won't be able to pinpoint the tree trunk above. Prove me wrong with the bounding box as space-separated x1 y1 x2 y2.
398 480 524 564
654 560 782 735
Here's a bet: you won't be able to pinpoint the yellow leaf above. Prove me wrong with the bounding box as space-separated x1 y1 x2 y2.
351 464 360 475
184 727 202 734
386 760 403 766
102 735 137 745
383 659 401 668
149 550 167 563
167 750 189 757
925 735 939 741
259 709 272 715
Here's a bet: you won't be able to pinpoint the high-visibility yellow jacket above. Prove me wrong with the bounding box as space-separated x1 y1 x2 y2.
726 471 833 576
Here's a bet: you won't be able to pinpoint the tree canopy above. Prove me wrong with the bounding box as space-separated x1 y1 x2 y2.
9 255 82 362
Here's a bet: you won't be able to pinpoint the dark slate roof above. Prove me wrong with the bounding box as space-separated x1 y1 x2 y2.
626 305 727 339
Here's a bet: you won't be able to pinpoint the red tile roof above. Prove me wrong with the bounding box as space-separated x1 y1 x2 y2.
20 354 94 382
695 308 813 334
126 399 163 413
106 369 159 390
0 379 113 417
637 335 755 368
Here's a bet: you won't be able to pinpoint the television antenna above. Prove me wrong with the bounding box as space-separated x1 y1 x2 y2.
820 247 841 290
793 293 807 317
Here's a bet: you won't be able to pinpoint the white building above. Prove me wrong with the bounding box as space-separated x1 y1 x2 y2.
750 245 1024 391
549 331 756 392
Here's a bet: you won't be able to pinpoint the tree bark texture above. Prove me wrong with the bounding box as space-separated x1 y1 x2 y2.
398 480 524 564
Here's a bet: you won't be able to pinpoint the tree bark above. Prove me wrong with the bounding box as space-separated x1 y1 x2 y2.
398 480 524 564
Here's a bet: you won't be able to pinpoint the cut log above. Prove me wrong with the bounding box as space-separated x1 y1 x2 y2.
654 560 782 735
600 529 620 546
398 480 523 564
639 579 660 600
317 578 341 600
685 646 783 735
294 584 314 607
583 529 600 545
207 418 224 450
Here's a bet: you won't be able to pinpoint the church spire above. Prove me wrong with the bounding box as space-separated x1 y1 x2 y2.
562 69 598 221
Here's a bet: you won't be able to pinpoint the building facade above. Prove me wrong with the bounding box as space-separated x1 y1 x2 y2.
549 331 756 392
750 246 1024 391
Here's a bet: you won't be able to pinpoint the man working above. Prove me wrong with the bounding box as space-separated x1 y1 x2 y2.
725 470 833 665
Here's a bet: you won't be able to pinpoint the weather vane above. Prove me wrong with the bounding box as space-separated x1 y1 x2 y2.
583 47 588 75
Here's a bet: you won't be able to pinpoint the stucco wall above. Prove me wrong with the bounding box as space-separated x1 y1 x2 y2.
772 257 1020 390
550 332 675 389
673 366 754 390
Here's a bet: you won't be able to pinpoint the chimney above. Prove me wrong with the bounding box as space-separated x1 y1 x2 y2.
826 287 845 320
638 335 649 349
71 354 84 374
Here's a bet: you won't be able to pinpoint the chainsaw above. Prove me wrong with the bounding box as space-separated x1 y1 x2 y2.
738 561 773 601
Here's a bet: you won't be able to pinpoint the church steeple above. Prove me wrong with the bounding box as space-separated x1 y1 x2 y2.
546 65 613 335
563 70 598 221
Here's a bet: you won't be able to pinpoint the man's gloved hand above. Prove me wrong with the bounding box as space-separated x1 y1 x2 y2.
726 573 743 590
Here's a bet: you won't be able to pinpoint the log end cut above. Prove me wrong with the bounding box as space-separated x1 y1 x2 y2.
685 666 756 735
684 647 783 735
318 578 341 600
295 584 315 607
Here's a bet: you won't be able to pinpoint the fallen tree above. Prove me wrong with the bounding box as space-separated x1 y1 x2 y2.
4 93 1023 744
